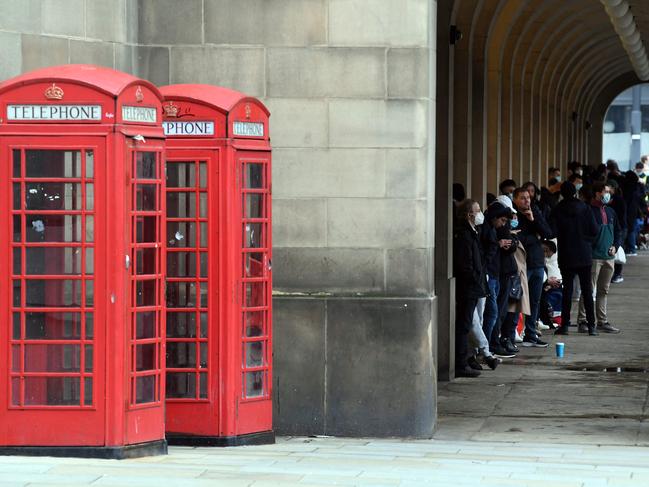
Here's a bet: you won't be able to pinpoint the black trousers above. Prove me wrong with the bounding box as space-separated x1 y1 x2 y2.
491 275 514 346
560 265 595 327
456 295 479 369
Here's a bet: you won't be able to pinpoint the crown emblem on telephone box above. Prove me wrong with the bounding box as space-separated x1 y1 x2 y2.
44 83 64 100
163 102 179 118
135 86 144 103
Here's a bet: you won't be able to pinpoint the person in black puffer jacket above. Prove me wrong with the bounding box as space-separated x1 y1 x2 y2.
550 181 598 335
454 199 488 378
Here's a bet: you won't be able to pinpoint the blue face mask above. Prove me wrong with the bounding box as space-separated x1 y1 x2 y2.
575 183 583 191
602 193 611 205
510 219 519 229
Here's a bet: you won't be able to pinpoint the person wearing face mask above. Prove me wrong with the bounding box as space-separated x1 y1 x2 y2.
499 179 517 200
606 179 627 283
453 199 489 377
550 182 599 335
634 162 647 186
568 173 583 193
576 182 622 334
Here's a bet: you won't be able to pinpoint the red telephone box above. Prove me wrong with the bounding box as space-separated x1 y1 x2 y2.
160 85 273 445
0 65 167 458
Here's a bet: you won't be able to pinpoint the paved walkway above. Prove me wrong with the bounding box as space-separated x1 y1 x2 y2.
3 255 649 486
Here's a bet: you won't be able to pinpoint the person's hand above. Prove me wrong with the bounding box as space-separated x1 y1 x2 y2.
522 209 534 221
499 239 512 249
547 277 561 288
608 246 616 256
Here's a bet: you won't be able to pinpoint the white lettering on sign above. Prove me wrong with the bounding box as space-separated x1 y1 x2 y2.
7 104 101 121
163 121 215 136
233 121 264 137
122 106 157 123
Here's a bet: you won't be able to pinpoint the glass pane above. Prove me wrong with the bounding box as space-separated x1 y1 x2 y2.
26 279 82 307
11 377 20 406
85 151 94 179
200 252 208 277
86 248 94 274
136 152 157 179
200 312 208 338
25 312 82 339
244 223 263 248
13 215 21 242
13 248 21 275
136 184 157 211
25 183 82 210
199 162 207 188
166 162 195 187
245 312 264 337
135 375 156 404
26 150 81 178
25 377 80 406
136 311 156 339
245 281 265 308
199 283 208 307
13 312 20 339
26 247 82 275
13 183 21 210
13 149 21 178
166 372 196 399
244 193 264 219
85 345 93 372
12 345 19 372
86 183 94 210
245 371 264 398
166 281 196 308
136 247 156 275
167 221 196 248
199 222 208 247
243 252 264 277
86 215 94 242
136 344 156 371
13 279 20 307
136 216 157 242
167 252 196 277
199 373 208 399
199 343 208 368
27 215 82 243
199 193 207 218
24 344 80 372
166 312 196 338
166 342 196 368
245 163 264 188
245 341 264 367
136 280 157 307
84 377 92 406
86 313 94 339
167 192 195 218
86 280 94 306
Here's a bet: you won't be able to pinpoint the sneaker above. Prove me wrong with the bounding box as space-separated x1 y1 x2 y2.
467 356 483 371
555 325 569 335
514 331 523 343
627 252 638 256
598 322 621 334
491 344 516 358
522 335 549 348
501 337 519 354
456 365 481 378
537 320 550 331
484 356 500 370
588 325 599 336
611 275 624 284
578 322 589 333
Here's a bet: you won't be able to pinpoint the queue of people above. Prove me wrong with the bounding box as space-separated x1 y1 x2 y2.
452 159 649 378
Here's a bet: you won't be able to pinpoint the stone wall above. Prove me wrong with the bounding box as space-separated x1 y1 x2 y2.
0 0 439 437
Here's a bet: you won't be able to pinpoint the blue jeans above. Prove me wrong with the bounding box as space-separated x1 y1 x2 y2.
626 219 641 254
525 267 545 339
482 277 500 344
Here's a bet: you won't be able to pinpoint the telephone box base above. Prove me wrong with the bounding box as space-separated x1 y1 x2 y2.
0 440 168 459
166 430 275 447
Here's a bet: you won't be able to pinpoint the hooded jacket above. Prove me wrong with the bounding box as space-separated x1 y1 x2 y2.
453 220 488 299
550 196 598 268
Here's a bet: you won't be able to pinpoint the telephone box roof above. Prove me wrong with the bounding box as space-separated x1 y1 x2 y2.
159 84 270 115
0 64 163 100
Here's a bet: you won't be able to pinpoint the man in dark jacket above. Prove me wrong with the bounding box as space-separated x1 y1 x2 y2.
454 199 488 377
513 187 553 347
577 182 622 334
607 179 627 283
550 182 599 335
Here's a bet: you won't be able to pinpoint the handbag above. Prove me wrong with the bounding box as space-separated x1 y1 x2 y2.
509 273 523 301
614 246 626 264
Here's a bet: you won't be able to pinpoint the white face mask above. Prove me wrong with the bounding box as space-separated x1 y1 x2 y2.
474 211 485 226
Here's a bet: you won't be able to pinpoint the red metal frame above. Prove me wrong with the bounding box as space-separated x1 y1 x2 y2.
161 85 272 441
0 65 166 452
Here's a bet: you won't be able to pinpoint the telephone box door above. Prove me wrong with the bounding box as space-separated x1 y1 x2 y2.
0 137 106 445
165 150 219 435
